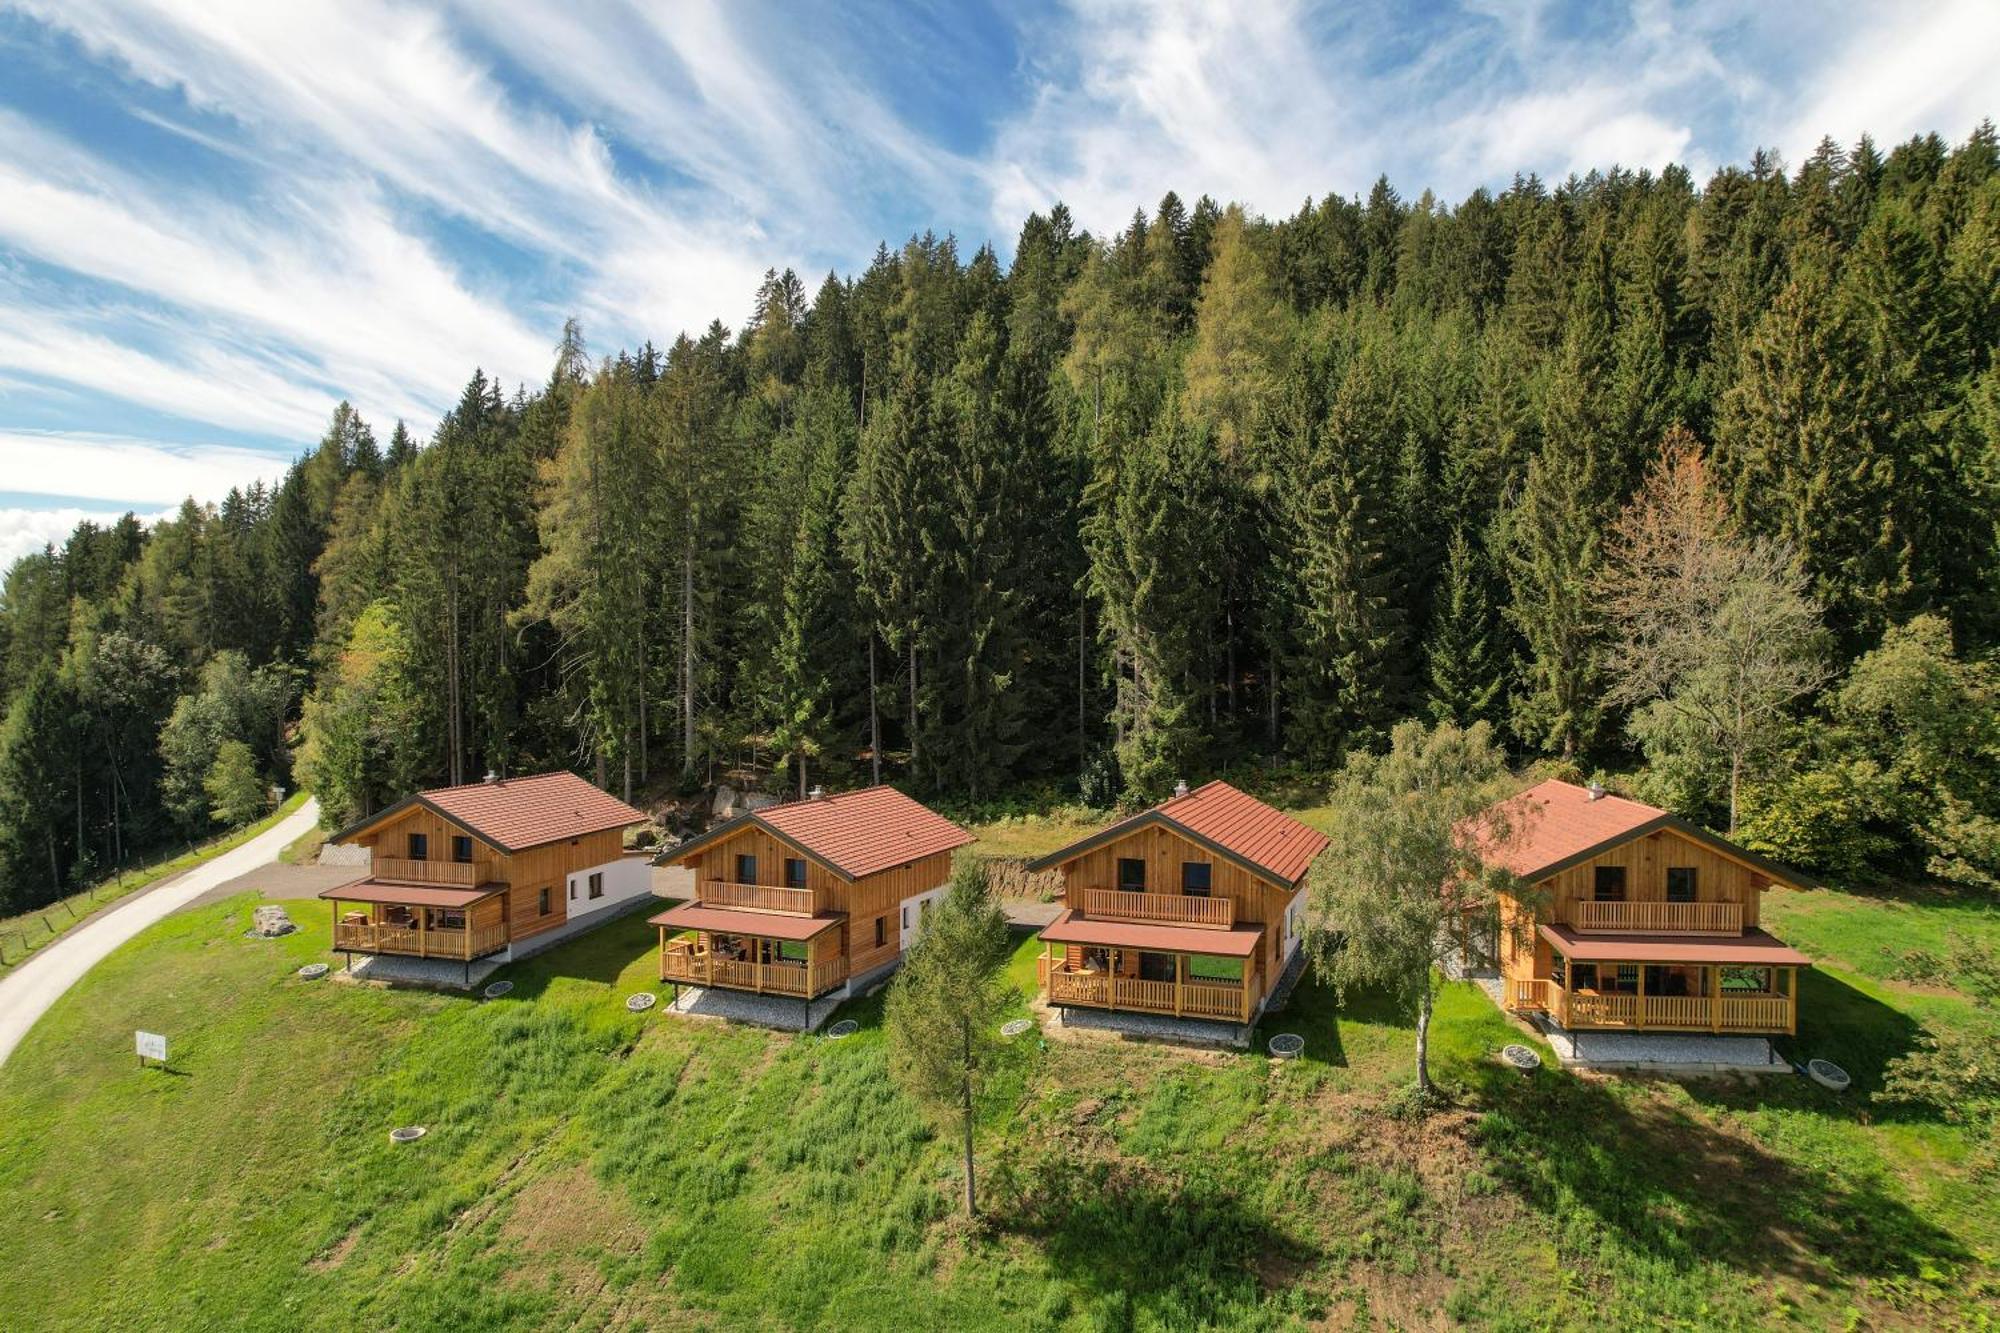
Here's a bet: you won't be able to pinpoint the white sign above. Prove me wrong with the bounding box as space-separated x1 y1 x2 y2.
135 1030 167 1062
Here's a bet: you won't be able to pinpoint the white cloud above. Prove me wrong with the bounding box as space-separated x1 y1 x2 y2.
0 505 176 570
1779 0 2000 161
0 430 290 506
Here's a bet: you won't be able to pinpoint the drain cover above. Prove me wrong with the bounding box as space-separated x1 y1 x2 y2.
1000 1018 1033 1038
297 963 329 980
482 980 513 999
1501 1043 1542 1071
1267 1033 1305 1059
826 1019 859 1039
389 1126 426 1144
626 992 657 1012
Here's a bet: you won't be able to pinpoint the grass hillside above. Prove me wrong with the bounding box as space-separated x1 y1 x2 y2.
0 891 1993 1329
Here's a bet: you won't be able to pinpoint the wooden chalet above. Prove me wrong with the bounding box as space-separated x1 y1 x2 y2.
1027 781 1328 1027
651 786 974 1005
1483 779 1811 1035
318 771 650 974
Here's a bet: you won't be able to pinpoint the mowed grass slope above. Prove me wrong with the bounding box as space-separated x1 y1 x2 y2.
0 893 1994 1330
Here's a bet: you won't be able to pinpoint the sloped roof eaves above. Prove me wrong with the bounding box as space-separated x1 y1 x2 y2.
1519 815 1816 890
665 811 857 883
1024 809 1321 889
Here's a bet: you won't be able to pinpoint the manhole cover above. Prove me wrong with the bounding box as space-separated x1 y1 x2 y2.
1267 1033 1305 1059
626 992 657 1012
482 980 513 1000
389 1126 427 1144
1501 1043 1542 1071
1000 1018 1034 1038
1807 1058 1850 1092
826 1020 859 1039
297 963 329 980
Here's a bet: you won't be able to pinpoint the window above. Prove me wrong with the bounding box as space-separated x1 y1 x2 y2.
538 887 551 916
1666 867 1697 902
407 832 428 861
735 853 757 884
569 879 577 900
588 871 604 900
1551 953 1567 989
874 916 887 947
920 898 932 920
1572 962 1599 992
901 905 910 930
1181 862 1212 896
1117 857 1147 891
1593 865 1627 901
784 858 807 888
1609 964 1639 994
451 835 473 864
435 909 465 930
1139 952 1176 982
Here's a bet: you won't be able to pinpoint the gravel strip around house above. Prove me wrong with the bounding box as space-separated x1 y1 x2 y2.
1543 1027 1788 1072
665 985 842 1032
340 953 505 991
1052 1005 1249 1049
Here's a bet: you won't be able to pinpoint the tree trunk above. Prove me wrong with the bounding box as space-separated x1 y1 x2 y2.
681 536 696 777
623 746 632 806
1266 656 1279 750
907 642 919 767
960 1043 978 1217
1414 986 1434 1100
869 633 881 786
1077 593 1088 777
639 633 649 784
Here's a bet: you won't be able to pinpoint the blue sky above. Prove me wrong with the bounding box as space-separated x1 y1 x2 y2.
1 0 1996 565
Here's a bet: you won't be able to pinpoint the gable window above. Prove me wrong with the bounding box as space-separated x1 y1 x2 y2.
1666 867 1697 903
538 887 551 916
735 853 758 885
1593 865 1628 902
407 832 428 861
1181 862 1212 897
451 834 474 864
784 858 807 889
1117 858 1147 892
588 871 604 900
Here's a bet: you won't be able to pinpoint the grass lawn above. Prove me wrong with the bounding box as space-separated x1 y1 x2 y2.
0 889 1994 1330
0 792 310 981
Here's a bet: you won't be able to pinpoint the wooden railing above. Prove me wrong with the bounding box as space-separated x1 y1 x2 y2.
660 943 848 997
1044 965 1259 1022
333 919 509 959
1566 900 1742 935
697 880 822 915
372 856 494 887
1081 889 1234 929
1508 981 1794 1033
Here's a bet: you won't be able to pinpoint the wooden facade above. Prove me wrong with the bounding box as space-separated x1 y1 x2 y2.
1499 824 1802 1035
660 823 956 1000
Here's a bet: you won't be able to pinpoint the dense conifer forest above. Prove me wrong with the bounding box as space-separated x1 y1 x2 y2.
3 125 1999 913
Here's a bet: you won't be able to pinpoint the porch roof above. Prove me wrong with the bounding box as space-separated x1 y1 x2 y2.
317 879 505 909
1038 909 1263 958
649 902 845 941
1540 924 1811 967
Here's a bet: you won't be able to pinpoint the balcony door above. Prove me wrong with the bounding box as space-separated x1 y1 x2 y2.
1117 857 1147 894
1138 951 1176 983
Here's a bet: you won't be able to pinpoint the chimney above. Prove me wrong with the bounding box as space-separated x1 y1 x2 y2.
1586 781 1606 801
808 785 827 802
483 770 500 785
1173 779 1190 799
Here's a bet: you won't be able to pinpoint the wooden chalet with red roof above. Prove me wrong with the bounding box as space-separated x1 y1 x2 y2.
317 770 651 972
1026 780 1328 1027
1482 779 1811 1035
650 785 974 1004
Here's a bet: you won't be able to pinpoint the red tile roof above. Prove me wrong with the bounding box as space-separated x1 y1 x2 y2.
669 786 973 881
1039 909 1265 958
317 880 506 909
650 902 845 941
1030 780 1329 887
1484 779 1670 880
335 771 645 853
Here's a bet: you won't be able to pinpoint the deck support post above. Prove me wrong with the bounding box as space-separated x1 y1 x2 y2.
1711 964 1722 1032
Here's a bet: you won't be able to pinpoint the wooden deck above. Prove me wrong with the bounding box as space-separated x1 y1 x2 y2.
1039 954 1260 1022
1564 900 1742 935
659 939 848 998
1081 888 1235 928
1509 978 1794 1033
333 919 509 960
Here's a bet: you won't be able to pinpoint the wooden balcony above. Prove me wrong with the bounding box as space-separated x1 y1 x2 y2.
372 856 495 887
333 918 509 960
1039 954 1260 1022
1567 899 1741 935
660 939 847 997
696 880 823 916
1508 977 1794 1033
1081 888 1234 929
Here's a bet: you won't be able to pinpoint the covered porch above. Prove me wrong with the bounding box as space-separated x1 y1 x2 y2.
318 880 510 961
649 902 848 999
1037 910 1266 1023
1508 925 1807 1034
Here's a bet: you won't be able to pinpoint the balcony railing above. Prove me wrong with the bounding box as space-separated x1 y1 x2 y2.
1567 899 1742 935
1081 888 1235 929
696 880 822 916
1040 955 1259 1021
372 856 494 887
659 940 847 997
1507 977 1793 1033
333 918 509 960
